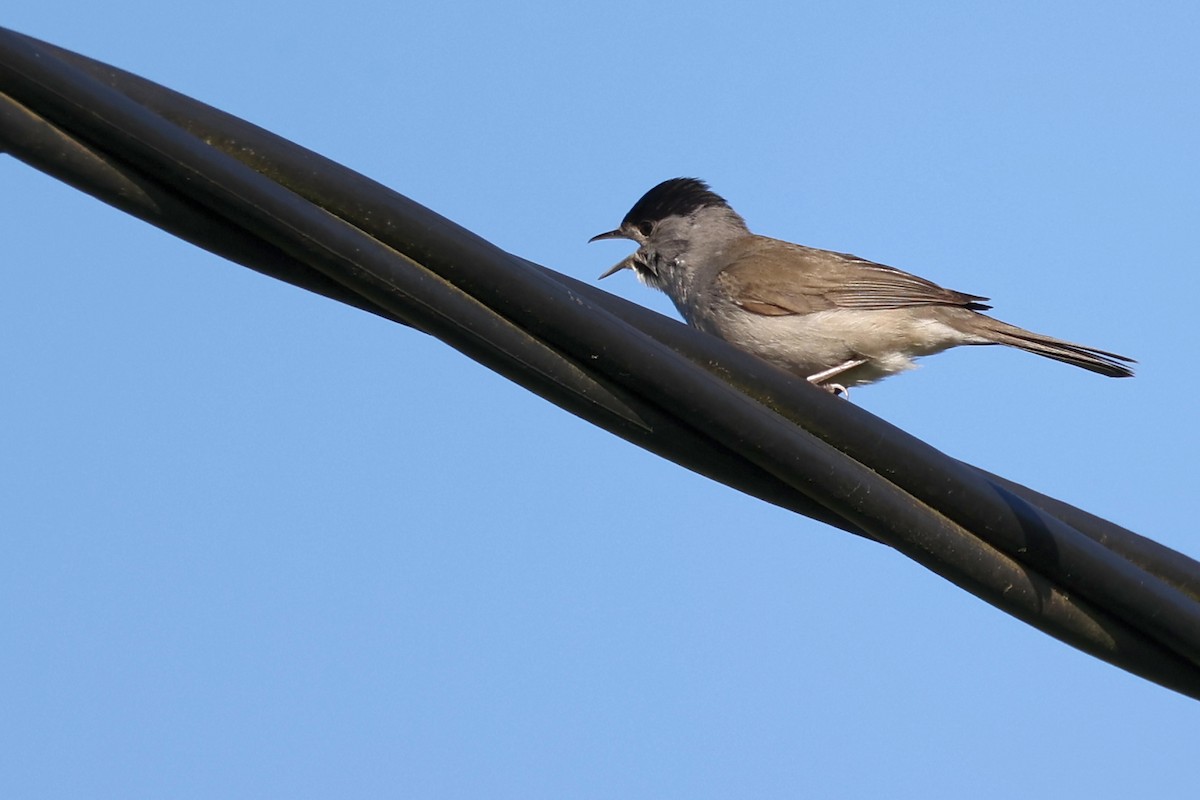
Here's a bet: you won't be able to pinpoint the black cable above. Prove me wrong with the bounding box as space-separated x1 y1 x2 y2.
3 26 1198 698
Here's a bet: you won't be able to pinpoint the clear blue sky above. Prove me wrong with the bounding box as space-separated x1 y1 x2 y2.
3 2 1198 797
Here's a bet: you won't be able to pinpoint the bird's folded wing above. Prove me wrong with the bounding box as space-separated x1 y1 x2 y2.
717 238 991 316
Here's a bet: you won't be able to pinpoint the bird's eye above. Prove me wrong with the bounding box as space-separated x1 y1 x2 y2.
636 220 655 237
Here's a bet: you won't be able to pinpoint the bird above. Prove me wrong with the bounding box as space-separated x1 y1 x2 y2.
589 177 1134 394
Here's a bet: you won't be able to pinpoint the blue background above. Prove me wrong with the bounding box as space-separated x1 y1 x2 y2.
3 2 1197 797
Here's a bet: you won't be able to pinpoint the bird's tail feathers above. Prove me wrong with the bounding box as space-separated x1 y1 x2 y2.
972 316 1136 378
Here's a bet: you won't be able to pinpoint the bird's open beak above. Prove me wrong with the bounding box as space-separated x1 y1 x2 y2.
589 228 636 279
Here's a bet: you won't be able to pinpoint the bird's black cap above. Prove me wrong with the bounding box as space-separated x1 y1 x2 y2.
620 177 732 229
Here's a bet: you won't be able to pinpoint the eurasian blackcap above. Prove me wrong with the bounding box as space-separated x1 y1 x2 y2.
590 178 1134 392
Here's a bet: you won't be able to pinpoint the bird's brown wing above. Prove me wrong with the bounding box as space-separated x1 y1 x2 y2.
715 237 991 316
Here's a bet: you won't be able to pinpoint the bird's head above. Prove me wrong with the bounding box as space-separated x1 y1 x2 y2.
589 178 748 284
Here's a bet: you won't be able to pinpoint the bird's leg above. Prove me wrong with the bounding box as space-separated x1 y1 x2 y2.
806 359 867 386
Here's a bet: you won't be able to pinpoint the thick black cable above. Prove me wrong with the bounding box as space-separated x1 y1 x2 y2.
3 27 1199 698
4 23 1195 681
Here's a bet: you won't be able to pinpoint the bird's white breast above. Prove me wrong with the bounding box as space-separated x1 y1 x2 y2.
696 305 977 385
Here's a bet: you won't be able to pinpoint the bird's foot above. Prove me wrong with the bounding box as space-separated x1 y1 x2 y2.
806 359 865 400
